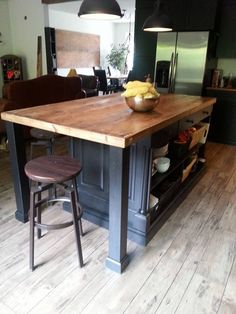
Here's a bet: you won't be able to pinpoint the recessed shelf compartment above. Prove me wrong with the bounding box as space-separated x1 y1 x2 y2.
147 160 206 238
151 145 199 190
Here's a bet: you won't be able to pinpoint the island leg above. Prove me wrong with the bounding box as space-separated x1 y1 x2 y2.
6 122 29 222
106 146 130 273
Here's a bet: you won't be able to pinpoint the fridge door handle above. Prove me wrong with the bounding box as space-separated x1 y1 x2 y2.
171 53 178 93
168 52 175 93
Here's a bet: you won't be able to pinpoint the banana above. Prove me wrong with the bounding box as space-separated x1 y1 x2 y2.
121 86 150 97
144 92 157 99
148 86 160 97
123 81 153 89
121 80 160 99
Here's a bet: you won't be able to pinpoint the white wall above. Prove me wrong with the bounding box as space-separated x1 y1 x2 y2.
0 0 48 97
48 9 115 75
0 0 13 97
48 9 134 76
217 58 236 78
0 0 134 96
114 22 134 72
8 0 48 80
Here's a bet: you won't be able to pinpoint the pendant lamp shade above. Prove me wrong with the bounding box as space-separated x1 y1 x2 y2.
78 0 123 20
143 0 172 32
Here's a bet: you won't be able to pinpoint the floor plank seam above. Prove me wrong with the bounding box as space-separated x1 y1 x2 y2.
122 217 194 313
216 254 236 314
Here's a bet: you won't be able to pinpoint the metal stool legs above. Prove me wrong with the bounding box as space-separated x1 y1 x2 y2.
72 178 83 237
29 181 83 271
29 189 36 271
70 181 83 267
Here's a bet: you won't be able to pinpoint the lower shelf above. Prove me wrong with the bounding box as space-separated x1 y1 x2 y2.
150 176 182 223
146 161 206 244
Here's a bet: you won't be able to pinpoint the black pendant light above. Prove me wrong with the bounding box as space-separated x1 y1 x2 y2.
143 0 172 32
78 0 123 20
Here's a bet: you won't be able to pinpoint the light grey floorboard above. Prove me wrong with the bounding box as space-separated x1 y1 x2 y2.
0 141 236 314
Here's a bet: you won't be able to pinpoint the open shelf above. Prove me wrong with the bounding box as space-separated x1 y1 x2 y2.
151 145 199 190
147 161 206 242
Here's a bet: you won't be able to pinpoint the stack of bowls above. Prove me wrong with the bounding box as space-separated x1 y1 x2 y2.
153 143 169 158
154 157 170 173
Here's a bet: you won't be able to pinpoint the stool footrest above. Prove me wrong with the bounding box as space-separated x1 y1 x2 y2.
35 220 74 230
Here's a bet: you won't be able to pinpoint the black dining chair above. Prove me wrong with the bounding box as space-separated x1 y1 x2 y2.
93 69 118 95
107 66 120 90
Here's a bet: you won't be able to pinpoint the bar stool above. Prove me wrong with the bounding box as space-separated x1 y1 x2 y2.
24 154 84 271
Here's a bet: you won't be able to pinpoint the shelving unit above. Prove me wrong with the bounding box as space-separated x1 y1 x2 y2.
151 145 199 190
44 27 57 74
149 142 201 224
0 55 23 84
147 160 206 241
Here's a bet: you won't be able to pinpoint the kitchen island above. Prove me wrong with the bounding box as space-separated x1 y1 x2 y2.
1 93 216 273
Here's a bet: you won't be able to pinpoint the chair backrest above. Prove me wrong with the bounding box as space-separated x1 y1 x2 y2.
78 74 99 97
107 66 111 76
8 74 86 109
93 69 108 92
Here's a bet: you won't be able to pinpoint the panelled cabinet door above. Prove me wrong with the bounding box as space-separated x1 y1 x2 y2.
216 0 236 58
206 90 236 145
167 0 188 31
167 0 218 31
187 0 219 30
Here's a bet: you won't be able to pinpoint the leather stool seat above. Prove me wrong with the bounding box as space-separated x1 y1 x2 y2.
25 154 84 271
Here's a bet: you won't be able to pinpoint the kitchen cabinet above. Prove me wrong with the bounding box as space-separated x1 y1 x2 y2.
71 108 212 245
206 88 236 145
133 0 219 81
216 0 236 58
2 92 215 251
133 0 157 80
167 0 219 31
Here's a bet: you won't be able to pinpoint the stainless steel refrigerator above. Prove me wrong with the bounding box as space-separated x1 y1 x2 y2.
154 31 215 96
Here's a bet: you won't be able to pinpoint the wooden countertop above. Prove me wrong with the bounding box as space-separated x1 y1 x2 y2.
1 93 216 148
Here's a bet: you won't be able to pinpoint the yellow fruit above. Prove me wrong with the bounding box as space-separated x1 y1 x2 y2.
122 80 160 99
121 86 149 97
148 86 160 97
143 92 156 99
123 80 152 90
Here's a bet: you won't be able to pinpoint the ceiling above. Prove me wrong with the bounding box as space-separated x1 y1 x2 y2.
47 0 136 23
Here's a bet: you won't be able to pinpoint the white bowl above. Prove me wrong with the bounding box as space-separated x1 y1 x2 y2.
153 143 169 158
154 157 170 173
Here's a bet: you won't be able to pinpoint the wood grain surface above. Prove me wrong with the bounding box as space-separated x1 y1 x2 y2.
1 93 216 148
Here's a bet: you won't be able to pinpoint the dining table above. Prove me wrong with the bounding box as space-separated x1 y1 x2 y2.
1 92 216 273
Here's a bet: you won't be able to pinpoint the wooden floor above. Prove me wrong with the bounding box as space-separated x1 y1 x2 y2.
0 139 236 314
